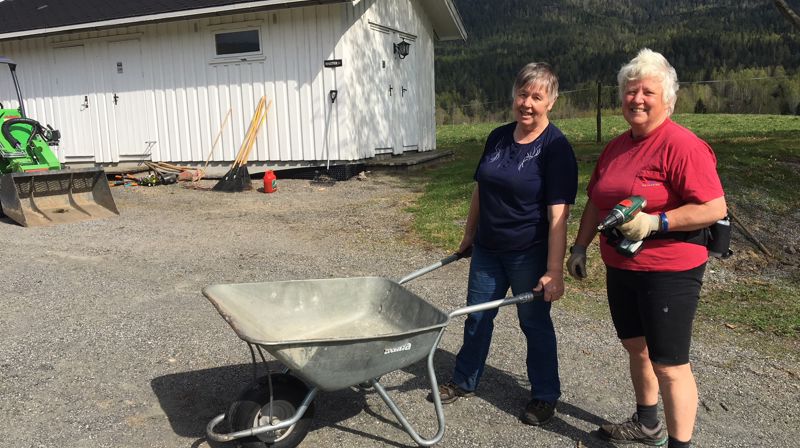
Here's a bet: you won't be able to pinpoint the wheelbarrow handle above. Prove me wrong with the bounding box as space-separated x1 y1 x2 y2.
397 250 468 285
449 290 545 318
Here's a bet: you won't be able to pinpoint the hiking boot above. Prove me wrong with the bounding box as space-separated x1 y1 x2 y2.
430 381 475 404
598 413 668 446
520 399 556 426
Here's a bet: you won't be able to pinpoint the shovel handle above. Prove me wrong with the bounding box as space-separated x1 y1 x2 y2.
397 250 469 285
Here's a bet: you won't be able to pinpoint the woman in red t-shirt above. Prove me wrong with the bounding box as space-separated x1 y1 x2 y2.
567 49 726 448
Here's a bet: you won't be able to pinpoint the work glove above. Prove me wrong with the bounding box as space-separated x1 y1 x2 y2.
566 245 587 280
617 212 660 241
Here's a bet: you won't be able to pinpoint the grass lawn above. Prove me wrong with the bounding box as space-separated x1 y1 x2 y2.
408 114 800 342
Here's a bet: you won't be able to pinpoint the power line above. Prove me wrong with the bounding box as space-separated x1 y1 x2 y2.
679 75 792 85
440 74 799 118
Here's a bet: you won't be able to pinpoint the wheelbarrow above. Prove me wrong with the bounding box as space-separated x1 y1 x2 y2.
202 253 543 447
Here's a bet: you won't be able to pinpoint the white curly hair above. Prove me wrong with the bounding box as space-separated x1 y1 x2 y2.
617 48 679 114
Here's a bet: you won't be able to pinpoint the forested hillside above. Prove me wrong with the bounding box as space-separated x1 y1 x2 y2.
435 0 800 120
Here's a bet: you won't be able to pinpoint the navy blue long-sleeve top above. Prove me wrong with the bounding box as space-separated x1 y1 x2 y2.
473 122 578 252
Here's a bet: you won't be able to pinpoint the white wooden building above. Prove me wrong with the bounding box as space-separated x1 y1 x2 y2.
0 0 465 169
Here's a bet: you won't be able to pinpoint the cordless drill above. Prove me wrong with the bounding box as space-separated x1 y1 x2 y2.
597 195 648 257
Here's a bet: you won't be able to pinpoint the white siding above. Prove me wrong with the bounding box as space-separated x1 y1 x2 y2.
411 0 437 153
0 0 439 166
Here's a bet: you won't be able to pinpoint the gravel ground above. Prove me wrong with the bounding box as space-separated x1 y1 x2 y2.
1 172 798 448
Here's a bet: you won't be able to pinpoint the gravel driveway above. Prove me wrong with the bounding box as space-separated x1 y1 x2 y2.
2 173 797 448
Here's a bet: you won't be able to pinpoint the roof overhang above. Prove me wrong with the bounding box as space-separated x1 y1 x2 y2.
421 0 467 41
0 0 466 42
0 0 349 41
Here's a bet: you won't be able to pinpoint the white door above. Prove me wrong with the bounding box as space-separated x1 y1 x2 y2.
373 29 395 155
52 45 95 160
373 29 418 156
394 35 419 153
107 39 152 160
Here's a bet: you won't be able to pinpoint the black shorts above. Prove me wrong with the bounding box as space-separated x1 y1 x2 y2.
606 264 706 365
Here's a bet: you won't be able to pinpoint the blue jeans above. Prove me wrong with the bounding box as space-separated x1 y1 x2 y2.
451 243 561 403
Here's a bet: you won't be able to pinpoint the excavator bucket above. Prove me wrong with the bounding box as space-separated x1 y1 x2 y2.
0 167 119 227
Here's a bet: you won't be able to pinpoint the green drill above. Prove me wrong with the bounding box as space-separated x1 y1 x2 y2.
598 195 648 257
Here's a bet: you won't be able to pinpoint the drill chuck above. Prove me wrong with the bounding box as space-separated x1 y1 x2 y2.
597 196 647 231
597 209 625 231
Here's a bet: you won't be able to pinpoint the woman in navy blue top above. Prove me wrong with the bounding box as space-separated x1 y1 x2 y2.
437 63 578 426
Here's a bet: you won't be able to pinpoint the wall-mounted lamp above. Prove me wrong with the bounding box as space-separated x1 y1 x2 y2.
394 39 411 59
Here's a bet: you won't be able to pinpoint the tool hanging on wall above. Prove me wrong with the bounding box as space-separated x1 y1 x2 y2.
323 89 337 170
213 96 272 192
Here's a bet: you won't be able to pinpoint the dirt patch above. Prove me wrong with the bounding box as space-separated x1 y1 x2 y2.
716 203 800 287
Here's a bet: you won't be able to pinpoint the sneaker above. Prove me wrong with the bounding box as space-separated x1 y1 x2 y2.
431 381 475 404
598 413 668 446
520 399 556 426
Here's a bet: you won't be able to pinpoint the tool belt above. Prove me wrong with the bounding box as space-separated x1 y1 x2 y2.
602 217 732 259
602 227 708 246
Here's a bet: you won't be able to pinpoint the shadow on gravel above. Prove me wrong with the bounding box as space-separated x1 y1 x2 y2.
151 362 255 445
389 348 616 448
152 362 366 446
320 391 413 448
152 352 615 448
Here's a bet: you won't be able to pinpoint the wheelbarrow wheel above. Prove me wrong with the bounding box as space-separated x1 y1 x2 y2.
228 373 315 448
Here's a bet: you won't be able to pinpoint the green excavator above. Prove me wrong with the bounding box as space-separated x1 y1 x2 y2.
0 57 118 227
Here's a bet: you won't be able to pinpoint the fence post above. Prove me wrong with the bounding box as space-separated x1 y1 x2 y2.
596 80 602 143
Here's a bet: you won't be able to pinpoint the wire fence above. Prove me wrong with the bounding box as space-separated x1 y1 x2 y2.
436 74 800 126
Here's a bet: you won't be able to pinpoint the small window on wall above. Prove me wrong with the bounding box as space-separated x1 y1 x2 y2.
214 29 261 57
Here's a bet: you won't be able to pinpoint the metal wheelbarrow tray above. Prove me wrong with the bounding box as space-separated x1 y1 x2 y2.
204 276 449 392
203 254 542 447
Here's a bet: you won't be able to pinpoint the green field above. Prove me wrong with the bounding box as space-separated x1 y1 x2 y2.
409 114 800 341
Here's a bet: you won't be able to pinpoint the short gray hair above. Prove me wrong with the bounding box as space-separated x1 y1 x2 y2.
513 62 559 101
617 48 679 113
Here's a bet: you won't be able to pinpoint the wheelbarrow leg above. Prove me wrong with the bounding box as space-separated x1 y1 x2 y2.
371 329 447 447
372 292 544 446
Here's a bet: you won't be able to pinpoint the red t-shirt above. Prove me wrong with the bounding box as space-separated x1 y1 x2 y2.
587 118 724 271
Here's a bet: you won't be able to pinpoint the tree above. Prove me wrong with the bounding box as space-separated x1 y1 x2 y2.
774 0 800 30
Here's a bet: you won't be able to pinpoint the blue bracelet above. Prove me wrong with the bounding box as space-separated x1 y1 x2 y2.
659 212 669 233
